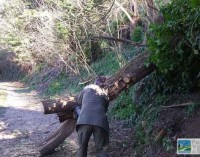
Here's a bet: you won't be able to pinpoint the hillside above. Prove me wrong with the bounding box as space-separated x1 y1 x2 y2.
0 0 200 156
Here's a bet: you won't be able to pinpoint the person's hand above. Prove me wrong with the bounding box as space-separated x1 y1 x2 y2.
72 105 81 119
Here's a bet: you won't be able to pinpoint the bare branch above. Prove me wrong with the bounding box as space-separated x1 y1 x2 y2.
91 36 146 46
162 102 199 109
114 1 135 24
93 0 115 24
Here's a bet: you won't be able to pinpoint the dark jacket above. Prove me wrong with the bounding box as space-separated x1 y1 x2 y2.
76 84 109 133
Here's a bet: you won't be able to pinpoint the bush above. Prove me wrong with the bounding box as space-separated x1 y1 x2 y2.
148 0 200 89
131 26 143 42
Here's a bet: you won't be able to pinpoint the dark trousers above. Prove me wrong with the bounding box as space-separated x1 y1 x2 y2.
77 125 109 157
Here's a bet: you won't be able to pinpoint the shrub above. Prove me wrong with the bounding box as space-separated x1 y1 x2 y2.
148 0 200 89
131 26 143 42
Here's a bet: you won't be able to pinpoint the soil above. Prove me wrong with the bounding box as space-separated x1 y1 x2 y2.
1 82 200 157
149 94 200 157
154 108 200 157
0 82 62 157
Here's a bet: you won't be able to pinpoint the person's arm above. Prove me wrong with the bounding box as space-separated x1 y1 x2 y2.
76 89 86 105
73 89 85 119
73 105 81 119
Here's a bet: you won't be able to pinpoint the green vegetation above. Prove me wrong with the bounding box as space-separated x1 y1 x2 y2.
185 103 200 116
190 0 200 7
131 26 143 42
46 74 84 97
162 137 174 152
111 87 136 120
36 51 121 97
1 0 200 156
148 0 200 89
91 52 121 75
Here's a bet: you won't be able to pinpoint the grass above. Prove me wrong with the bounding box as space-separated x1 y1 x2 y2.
44 74 84 97
91 52 120 75
26 45 141 98
43 51 122 97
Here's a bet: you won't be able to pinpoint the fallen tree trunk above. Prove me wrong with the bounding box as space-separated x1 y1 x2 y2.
106 51 154 101
42 51 154 117
39 51 155 155
41 97 77 114
38 119 76 156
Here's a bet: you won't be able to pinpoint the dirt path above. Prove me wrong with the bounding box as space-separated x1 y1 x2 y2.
0 82 135 157
0 82 79 157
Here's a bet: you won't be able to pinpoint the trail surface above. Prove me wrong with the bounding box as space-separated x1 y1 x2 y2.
0 82 134 157
0 82 79 157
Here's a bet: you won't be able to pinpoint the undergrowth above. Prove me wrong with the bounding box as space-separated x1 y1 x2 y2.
110 86 137 120
91 52 120 76
26 51 122 97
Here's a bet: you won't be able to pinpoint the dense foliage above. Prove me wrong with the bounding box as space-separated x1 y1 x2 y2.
148 0 200 89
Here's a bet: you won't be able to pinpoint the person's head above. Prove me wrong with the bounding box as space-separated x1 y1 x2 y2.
94 76 107 88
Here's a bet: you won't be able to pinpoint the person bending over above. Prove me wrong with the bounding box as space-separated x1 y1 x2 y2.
75 76 109 157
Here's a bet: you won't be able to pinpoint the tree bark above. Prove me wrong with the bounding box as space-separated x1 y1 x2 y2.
106 52 154 100
144 0 159 23
42 97 77 114
129 0 140 33
38 119 77 156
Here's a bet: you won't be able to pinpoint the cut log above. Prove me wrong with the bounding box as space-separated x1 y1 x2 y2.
38 119 76 156
57 111 74 123
42 97 77 114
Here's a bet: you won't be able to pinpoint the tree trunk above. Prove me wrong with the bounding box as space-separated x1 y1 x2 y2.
42 51 154 118
129 0 140 33
39 51 155 155
106 52 154 100
38 119 77 156
145 0 159 23
41 98 77 114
